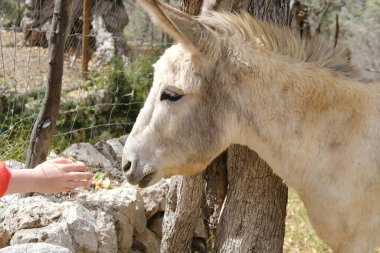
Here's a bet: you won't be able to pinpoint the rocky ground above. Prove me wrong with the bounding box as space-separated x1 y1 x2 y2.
0 137 176 253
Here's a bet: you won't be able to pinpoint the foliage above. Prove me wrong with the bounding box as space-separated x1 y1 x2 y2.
301 0 380 40
0 48 163 161
297 0 380 81
91 172 112 191
85 48 162 135
0 86 44 161
52 49 163 152
0 0 25 27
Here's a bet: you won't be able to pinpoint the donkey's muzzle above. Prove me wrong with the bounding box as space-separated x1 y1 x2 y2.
122 158 155 187
122 161 132 172
122 158 138 183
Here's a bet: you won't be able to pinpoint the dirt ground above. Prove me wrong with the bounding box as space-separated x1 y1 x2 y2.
0 30 82 95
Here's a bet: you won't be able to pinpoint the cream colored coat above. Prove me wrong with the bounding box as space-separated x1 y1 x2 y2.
122 1 380 252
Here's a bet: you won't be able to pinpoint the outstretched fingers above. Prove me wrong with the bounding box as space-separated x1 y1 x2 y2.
64 180 92 191
48 157 74 164
66 171 93 181
60 162 88 172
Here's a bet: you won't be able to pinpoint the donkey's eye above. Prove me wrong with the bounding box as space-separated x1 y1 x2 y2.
160 89 183 102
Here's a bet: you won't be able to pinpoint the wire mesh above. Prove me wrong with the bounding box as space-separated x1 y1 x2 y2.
0 0 172 162
0 0 178 225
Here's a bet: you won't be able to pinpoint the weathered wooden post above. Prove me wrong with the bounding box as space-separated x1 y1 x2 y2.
25 0 73 168
160 174 204 252
82 0 91 79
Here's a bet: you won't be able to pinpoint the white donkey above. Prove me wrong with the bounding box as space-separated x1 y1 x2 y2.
122 0 380 252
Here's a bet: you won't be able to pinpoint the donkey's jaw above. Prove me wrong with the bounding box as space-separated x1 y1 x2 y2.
136 171 162 188
125 167 162 188
122 154 163 187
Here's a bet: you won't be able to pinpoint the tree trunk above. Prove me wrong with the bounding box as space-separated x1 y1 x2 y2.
160 154 228 253
246 1 291 25
214 146 288 252
160 174 204 253
180 0 203 15
212 2 290 252
161 1 291 252
203 151 228 239
25 0 72 168
82 0 91 78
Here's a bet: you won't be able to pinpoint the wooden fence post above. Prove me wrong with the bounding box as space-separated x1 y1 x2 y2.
25 0 73 168
82 0 91 79
160 174 204 252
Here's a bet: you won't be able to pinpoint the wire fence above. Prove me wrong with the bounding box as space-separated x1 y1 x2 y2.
2 0 377 165
0 0 179 164
0 0 177 226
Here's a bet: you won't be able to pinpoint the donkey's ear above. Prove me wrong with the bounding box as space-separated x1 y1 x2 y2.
138 0 216 54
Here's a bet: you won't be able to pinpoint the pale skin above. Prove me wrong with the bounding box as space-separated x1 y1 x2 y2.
4 158 93 194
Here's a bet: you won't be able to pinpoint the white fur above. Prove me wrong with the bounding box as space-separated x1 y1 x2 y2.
124 1 380 252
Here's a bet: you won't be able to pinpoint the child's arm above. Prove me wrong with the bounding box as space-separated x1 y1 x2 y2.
2 158 93 195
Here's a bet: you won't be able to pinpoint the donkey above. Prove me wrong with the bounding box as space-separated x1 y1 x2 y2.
122 0 380 252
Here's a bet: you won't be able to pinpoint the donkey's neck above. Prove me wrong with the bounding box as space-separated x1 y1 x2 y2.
234 57 374 191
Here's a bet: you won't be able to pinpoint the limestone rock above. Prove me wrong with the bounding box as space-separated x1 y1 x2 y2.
139 179 170 219
134 229 161 253
95 89 113 113
94 211 118 253
21 0 129 65
4 160 25 170
0 196 98 253
94 138 124 167
0 196 63 248
91 14 116 66
62 202 98 253
62 143 112 169
118 135 129 146
47 150 59 160
0 243 73 253
10 222 75 252
62 143 123 180
0 139 178 253
76 185 146 252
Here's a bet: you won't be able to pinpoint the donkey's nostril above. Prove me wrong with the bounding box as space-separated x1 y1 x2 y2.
123 161 132 172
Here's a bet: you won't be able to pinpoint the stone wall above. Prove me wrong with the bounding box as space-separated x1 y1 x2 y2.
0 137 178 253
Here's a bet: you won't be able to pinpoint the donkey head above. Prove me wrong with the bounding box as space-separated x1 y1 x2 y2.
122 0 240 187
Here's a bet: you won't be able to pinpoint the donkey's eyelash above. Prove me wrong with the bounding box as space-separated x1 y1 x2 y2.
160 89 183 102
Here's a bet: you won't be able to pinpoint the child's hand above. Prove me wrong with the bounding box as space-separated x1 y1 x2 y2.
32 158 93 193
4 158 93 195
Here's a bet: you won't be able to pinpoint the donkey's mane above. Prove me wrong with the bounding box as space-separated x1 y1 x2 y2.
199 11 361 80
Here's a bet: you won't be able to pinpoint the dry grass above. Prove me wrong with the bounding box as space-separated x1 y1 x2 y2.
284 189 380 253
0 30 82 94
284 189 332 253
